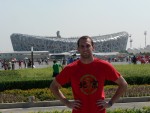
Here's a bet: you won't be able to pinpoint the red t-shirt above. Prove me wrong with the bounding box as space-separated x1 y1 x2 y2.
56 58 120 113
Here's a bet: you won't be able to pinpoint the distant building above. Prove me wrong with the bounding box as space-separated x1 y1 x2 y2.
10 31 128 53
127 45 150 54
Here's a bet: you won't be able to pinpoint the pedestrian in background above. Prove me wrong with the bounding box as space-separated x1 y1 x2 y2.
52 60 63 77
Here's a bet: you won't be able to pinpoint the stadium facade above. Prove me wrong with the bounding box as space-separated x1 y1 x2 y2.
10 31 129 53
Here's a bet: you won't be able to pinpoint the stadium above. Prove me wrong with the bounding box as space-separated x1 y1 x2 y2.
10 31 129 53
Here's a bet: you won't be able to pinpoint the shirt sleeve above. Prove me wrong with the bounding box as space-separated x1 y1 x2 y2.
105 63 121 82
55 66 71 85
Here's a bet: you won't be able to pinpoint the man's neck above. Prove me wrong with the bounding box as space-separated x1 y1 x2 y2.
80 56 94 64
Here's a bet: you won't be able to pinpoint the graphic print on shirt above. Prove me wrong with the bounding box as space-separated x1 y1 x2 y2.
79 74 98 95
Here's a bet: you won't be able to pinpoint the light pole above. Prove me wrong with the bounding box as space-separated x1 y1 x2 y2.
144 31 147 47
31 46 34 68
129 34 133 48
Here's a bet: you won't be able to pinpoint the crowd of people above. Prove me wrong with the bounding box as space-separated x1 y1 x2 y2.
125 55 150 64
0 58 50 70
0 59 20 70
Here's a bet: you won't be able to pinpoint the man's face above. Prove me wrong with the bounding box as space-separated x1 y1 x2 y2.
77 38 94 59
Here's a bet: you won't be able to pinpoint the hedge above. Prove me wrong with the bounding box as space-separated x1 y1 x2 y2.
0 80 51 91
1 64 150 90
1 75 150 91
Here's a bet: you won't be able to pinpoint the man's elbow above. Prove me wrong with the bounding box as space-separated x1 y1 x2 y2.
120 80 128 92
50 79 60 91
123 81 128 90
116 76 128 90
50 81 54 92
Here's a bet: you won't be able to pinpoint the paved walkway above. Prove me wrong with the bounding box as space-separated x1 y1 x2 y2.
0 61 129 70
1 102 150 113
0 61 52 70
0 96 150 113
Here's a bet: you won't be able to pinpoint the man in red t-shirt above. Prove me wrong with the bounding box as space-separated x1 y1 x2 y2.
50 36 128 113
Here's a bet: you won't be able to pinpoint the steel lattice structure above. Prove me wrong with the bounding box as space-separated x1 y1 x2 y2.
10 31 128 53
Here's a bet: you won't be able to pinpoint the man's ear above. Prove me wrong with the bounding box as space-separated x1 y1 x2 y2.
77 47 80 52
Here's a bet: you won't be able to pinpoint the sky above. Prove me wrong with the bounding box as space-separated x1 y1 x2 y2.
0 0 150 52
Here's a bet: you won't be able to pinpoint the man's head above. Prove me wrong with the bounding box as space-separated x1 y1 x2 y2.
77 36 94 47
77 36 94 59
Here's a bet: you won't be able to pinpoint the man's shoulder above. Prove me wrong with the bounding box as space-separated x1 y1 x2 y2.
94 58 107 63
71 60 80 65
94 58 111 65
66 60 79 67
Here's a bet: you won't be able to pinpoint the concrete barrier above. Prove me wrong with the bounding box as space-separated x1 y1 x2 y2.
0 96 150 109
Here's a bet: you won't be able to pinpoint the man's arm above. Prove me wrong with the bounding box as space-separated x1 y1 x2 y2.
50 78 69 105
109 76 128 105
97 76 128 109
50 78 81 110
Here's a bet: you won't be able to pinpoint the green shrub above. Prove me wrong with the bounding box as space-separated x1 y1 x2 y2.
1 65 150 90
0 67 53 90
19 107 150 113
1 85 150 103
114 64 150 77
0 80 52 91
107 107 150 113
